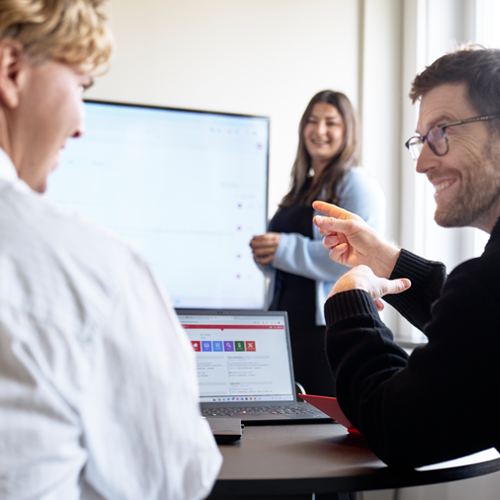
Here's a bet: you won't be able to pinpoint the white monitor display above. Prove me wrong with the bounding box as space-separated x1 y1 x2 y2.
46 100 269 309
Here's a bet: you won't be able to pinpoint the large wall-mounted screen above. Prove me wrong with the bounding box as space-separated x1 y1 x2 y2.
46 100 269 309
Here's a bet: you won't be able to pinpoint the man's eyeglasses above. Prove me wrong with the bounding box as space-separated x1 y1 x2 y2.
405 113 500 161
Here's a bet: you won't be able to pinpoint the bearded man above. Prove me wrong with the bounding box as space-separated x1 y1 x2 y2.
314 46 500 467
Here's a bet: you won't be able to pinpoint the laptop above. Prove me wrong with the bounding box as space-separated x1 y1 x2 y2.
176 309 332 425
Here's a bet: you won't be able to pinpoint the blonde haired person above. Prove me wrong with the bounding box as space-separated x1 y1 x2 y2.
0 1 221 498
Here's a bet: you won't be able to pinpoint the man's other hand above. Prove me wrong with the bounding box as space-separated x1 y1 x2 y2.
328 265 411 311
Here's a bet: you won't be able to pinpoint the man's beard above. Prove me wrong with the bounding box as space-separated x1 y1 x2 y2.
434 143 500 228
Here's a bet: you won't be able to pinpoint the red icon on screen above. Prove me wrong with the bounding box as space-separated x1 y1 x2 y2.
246 341 256 351
191 341 201 352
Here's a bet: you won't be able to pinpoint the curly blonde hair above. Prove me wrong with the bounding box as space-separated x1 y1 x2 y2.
0 0 113 72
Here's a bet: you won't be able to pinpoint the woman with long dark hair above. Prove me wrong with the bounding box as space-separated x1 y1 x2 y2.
250 90 385 396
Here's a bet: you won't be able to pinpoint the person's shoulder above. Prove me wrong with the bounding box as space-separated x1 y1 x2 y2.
333 167 385 231
339 167 385 203
4 182 131 262
456 236 500 271
0 182 138 328
340 166 383 194
449 242 500 297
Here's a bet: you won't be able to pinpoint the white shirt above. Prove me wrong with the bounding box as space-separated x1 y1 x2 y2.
0 149 222 499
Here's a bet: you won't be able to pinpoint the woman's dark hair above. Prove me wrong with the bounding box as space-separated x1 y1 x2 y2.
279 90 359 208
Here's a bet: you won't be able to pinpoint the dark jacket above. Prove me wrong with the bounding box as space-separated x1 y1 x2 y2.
325 217 500 467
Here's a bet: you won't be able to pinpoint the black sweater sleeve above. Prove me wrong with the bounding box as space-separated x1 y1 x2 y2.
383 249 447 331
325 251 500 468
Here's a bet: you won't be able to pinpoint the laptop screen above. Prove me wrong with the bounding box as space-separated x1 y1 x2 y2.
176 310 295 404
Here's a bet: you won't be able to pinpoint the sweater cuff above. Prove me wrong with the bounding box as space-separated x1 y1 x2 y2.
390 248 439 286
324 289 379 325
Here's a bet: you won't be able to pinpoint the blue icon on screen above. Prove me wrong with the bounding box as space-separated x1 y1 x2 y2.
213 341 223 352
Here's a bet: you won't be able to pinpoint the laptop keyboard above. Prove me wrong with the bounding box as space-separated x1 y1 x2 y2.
201 405 324 417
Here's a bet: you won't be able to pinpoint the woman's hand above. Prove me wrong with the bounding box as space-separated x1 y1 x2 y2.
328 265 411 311
249 232 281 265
313 201 400 279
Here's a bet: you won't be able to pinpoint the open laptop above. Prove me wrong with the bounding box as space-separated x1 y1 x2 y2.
176 309 332 425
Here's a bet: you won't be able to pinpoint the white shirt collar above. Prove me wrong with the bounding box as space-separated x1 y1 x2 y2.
0 147 19 183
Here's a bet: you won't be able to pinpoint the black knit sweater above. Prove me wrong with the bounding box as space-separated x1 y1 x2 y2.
324 217 500 467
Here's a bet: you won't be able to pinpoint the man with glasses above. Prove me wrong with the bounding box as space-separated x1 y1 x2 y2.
313 46 500 467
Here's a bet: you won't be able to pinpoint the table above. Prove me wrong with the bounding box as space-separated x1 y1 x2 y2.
207 422 500 499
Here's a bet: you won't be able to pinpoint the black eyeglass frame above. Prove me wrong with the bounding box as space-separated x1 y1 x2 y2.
404 113 500 160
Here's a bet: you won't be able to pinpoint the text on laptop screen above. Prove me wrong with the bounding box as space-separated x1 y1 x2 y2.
45 101 269 309
179 314 294 403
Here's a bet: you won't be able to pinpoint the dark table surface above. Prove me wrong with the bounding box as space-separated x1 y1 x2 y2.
208 422 500 498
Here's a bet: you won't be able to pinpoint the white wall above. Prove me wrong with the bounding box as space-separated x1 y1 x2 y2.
360 0 402 242
87 0 403 332
359 0 403 330
87 0 362 218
